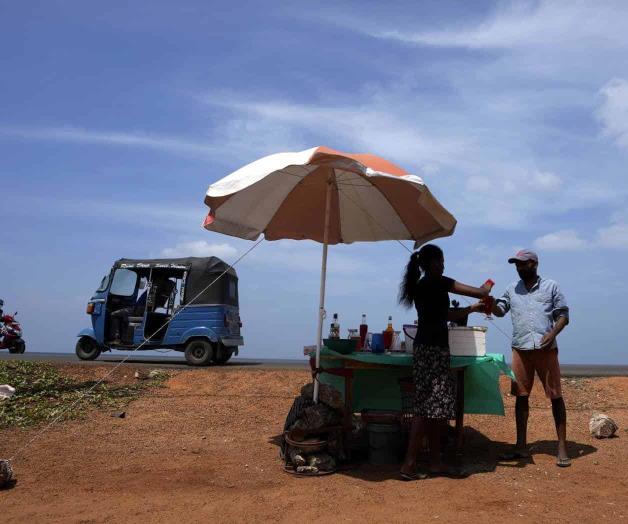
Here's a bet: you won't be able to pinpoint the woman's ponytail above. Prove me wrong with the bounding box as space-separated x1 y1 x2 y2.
398 244 444 308
398 251 422 308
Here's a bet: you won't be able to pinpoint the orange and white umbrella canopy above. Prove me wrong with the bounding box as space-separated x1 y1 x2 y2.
203 146 456 245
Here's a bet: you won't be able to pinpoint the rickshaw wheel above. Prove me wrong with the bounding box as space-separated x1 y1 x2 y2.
184 339 214 366
75 336 101 361
213 345 233 365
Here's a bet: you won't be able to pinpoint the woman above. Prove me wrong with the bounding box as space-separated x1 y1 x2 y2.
399 244 491 480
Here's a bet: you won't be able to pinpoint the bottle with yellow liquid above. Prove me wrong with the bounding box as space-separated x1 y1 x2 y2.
383 315 394 349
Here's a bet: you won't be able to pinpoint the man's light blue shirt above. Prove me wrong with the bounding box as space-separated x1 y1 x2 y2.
496 276 569 350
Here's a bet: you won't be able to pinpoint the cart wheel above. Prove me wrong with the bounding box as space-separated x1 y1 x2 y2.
184 339 214 366
75 336 101 361
213 345 233 365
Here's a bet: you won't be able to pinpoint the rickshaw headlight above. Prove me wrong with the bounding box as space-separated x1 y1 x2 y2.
86 303 95 315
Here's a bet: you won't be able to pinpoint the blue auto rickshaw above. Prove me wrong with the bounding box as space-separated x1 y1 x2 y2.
76 257 243 366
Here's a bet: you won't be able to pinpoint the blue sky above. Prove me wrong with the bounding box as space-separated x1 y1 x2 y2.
1 1 627 364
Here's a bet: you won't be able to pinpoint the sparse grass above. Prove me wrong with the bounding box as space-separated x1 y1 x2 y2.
0 361 168 429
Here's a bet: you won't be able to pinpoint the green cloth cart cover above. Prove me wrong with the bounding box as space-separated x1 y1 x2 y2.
315 348 515 416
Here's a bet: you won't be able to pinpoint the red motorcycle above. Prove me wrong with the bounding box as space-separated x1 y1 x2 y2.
0 301 25 354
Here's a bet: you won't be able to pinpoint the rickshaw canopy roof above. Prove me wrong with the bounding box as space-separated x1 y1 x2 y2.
114 257 236 277
113 257 238 306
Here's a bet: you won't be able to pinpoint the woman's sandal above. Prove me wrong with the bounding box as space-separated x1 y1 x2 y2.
400 471 429 481
498 449 531 460
556 456 571 467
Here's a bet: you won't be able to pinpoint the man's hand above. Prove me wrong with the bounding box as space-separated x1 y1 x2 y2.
539 331 556 349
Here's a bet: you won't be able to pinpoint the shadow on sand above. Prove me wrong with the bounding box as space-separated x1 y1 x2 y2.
0 478 17 491
269 426 598 481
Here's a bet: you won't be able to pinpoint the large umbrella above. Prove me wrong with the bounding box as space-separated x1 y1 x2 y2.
203 146 456 400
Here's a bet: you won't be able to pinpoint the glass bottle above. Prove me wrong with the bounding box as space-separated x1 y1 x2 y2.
383 315 394 349
329 313 340 339
359 314 368 350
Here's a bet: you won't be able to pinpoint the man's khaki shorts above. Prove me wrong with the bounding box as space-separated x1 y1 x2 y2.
511 347 563 399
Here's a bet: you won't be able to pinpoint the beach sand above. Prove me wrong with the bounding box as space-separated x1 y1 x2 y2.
1 365 627 523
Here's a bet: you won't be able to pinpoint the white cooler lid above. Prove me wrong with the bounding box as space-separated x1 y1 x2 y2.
448 326 487 332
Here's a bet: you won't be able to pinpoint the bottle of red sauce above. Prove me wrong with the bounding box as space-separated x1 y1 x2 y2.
359 314 368 350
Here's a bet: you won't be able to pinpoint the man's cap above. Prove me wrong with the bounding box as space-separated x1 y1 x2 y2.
508 249 538 264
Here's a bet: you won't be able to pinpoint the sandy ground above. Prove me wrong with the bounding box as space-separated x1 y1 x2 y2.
1 365 627 523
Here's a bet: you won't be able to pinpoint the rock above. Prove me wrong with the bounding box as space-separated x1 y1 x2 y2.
289 449 307 467
134 371 148 380
0 385 16 401
589 413 619 438
296 465 319 474
148 370 167 379
307 452 336 471
290 403 342 434
111 411 126 418
300 383 344 410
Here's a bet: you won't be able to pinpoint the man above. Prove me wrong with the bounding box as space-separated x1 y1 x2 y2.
492 249 571 467
110 287 147 345
110 276 175 344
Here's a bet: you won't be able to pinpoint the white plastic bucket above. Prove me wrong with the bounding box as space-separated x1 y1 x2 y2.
402 324 417 353
448 326 487 357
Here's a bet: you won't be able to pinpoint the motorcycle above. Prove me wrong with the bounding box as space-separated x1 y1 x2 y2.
0 301 26 354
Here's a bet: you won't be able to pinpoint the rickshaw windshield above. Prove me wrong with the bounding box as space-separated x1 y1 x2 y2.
96 274 110 292
110 268 138 297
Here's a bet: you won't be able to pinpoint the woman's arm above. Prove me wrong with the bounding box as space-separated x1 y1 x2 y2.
451 281 491 299
448 301 484 320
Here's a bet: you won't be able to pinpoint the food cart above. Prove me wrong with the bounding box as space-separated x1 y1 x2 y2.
313 346 513 454
202 146 514 473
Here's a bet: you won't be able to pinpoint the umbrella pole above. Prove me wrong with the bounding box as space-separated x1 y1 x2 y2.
314 174 333 403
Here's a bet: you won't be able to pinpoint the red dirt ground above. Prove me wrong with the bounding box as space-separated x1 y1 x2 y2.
1 366 627 523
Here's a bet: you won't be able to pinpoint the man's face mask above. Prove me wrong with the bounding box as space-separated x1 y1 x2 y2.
516 261 536 280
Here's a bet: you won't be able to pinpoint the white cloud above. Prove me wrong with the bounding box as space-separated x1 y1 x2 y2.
597 78 628 149
199 93 473 170
533 222 628 252
466 169 562 197
347 1 628 52
161 240 237 259
8 195 208 234
596 223 628 249
534 230 587 251
0 125 214 157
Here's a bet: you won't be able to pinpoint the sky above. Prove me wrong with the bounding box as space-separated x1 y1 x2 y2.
1 0 627 364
